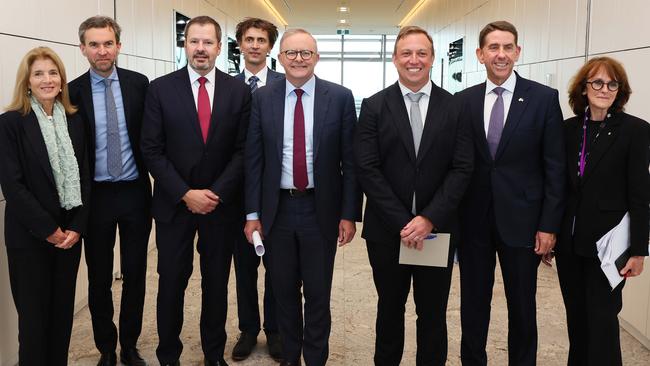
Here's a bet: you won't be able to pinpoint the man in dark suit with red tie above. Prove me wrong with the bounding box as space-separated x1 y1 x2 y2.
141 15 250 366
455 21 565 366
244 29 362 366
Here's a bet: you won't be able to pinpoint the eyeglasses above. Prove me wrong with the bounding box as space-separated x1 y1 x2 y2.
586 79 620 91
281 50 315 60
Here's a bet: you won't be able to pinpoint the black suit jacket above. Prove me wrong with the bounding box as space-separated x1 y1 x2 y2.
0 110 91 248
457 73 566 247
235 67 284 86
141 67 251 223
559 112 649 257
245 77 362 242
68 67 152 195
355 81 473 245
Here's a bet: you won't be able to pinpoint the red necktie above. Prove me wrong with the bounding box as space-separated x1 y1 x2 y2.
293 89 308 191
197 76 211 143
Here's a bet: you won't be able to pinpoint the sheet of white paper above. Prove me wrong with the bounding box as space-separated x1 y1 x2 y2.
252 230 265 256
596 213 630 290
399 233 450 267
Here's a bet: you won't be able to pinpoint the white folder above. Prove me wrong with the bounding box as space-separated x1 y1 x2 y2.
399 233 451 267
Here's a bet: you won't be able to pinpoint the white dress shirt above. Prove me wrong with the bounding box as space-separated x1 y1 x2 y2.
398 80 431 126
244 67 269 88
483 71 517 137
187 66 216 110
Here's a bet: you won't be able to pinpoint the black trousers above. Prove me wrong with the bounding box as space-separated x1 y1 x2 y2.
366 240 453 366
6 243 81 366
85 180 151 353
556 250 624 366
155 209 234 363
233 231 278 335
266 191 336 366
458 212 541 366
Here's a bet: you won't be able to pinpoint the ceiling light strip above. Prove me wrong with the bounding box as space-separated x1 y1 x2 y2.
262 0 289 26
399 0 429 27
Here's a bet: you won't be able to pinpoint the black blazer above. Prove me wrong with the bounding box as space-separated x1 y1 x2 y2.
68 67 152 195
0 110 91 248
245 77 362 242
558 112 650 257
354 81 473 245
141 67 251 223
457 73 566 247
235 68 284 86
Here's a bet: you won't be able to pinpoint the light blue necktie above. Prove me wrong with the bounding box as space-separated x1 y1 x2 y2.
407 92 424 214
104 78 122 178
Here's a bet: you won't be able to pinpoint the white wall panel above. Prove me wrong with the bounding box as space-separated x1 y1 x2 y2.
116 0 137 56
602 48 650 122
590 0 650 54
135 0 154 59
153 0 174 62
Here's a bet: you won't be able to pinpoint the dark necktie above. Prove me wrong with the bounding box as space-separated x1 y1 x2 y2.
293 89 308 191
248 75 259 93
487 87 505 158
197 76 211 143
104 78 122 178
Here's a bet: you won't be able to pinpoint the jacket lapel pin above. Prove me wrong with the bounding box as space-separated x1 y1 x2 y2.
518 97 524 102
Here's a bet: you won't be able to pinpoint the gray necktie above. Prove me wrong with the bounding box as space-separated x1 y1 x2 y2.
248 75 259 93
407 92 424 214
104 78 122 178
407 92 424 156
487 87 505 159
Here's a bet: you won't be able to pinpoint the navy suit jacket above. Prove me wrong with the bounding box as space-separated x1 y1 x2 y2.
457 73 566 247
355 81 473 245
68 67 152 196
235 67 284 86
141 67 251 223
245 77 362 242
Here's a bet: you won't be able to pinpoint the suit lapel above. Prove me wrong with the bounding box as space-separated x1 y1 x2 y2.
175 68 204 144
312 77 330 163
470 83 491 161
207 69 229 144
495 74 530 160
116 68 136 147
566 120 581 189
386 82 416 162
79 72 97 145
581 116 621 184
416 82 445 165
272 80 286 162
23 112 55 185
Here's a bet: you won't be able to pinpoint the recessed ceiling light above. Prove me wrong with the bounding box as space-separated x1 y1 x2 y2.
339 19 347 24
338 6 349 12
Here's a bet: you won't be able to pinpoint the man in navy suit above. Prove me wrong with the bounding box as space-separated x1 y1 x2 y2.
244 28 362 366
68 15 151 366
141 15 250 366
456 21 565 366
231 17 283 362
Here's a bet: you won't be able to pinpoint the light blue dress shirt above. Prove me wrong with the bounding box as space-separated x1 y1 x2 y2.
246 75 317 221
90 68 138 182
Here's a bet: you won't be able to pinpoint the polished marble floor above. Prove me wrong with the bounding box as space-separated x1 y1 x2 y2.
68 232 650 365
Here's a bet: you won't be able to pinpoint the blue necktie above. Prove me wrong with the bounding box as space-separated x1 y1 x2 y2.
487 87 505 159
104 78 122 178
248 75 259 93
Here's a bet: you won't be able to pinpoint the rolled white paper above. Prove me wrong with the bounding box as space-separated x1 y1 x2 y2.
252 230 265 256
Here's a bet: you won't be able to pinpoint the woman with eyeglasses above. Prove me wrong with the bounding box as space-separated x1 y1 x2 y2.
555 56 649 365
0 46 90 365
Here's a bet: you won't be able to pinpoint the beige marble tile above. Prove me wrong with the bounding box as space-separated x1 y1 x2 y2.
69 233 650 365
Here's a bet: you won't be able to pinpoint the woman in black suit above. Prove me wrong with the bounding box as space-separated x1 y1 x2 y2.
0 47 90 365
555 56 649 366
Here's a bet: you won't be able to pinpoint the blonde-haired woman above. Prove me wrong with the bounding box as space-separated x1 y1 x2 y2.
0 46 90 365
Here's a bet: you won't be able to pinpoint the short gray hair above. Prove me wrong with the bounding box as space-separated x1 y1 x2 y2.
79 15 122 44
279 28 318 53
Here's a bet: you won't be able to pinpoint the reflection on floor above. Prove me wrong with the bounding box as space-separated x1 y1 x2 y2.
68 232 650 365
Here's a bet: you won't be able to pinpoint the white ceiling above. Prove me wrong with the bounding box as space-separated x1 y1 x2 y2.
267 0 421 35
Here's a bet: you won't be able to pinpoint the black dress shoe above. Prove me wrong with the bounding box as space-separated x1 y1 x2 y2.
120 347 147 366
204 358 228 366
279 361 301 366
266 332 283 362
160 361 180 366
231 332 257 361
97 352 117 366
